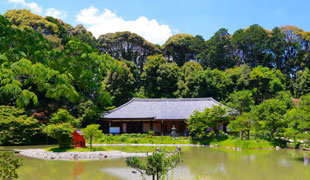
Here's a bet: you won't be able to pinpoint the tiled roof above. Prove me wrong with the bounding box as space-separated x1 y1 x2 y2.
103 98 233 120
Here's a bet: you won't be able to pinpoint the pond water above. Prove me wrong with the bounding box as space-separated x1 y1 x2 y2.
1 145 310 180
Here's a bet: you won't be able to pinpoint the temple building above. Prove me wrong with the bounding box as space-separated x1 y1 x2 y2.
102 98 234 136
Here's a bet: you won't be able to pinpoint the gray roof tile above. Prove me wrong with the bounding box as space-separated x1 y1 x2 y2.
103 98 228 120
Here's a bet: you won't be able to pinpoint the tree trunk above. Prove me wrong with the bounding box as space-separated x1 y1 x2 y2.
247 130 250 140
240 130 243 140
90 137 92 148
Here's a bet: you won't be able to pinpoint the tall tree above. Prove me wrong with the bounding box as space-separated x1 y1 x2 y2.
203 28 234 70
190 68 232 100
162 34 196 66
97 31 160 72
104 61 136 106
231 24 272 67
176 61 203 97
141 55 180 98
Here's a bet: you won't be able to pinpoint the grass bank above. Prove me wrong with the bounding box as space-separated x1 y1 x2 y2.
210 138 274 150
46 146 186 153
93 133 192 144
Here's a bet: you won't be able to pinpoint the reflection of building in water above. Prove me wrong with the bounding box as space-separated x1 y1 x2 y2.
101 166 191 180
304 156 309 166
73 161 85 179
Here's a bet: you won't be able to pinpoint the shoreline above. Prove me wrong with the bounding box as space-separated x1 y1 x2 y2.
16 149 151 161
91 143 206 147
14 144 204 160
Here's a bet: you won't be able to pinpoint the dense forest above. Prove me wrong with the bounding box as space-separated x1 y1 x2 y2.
1 9 310 145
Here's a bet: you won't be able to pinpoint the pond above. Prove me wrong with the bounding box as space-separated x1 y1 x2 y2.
1 145 310 180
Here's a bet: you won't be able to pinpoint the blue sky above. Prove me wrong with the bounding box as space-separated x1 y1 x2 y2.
1 0 310 44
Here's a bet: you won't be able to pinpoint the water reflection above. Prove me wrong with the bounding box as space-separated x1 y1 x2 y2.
72 161 85 179
2 146 310 180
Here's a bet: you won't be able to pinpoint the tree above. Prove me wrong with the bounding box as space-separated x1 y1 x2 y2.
141 55 180 98
285 95 310 143
162 34 196 66
275 91 295 110
249 66 285 104
43 123 74 148
0 152 22 179
176 61 203 97
231 24 272 67
0 106 40 145
76 100 100 127
295 68 310 96
227 90 254 114
104 61 136 106
82 124 103 148
187 105 231 138
225 64 251 91
43 109 79 148
126 150 182 180
252 99 287 138
229 113 253 139
190 68 232 100
97 31 160 71
202 28 234 70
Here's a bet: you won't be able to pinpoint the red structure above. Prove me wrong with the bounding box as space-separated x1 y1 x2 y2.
72 130 86 148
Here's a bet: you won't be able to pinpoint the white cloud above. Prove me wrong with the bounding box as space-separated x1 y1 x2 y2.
46 8 67 19
8 0 42 14
76 6 172 45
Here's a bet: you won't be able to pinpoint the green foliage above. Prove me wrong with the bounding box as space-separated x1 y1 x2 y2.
126 150 182 180
4 9 59 35
97 31 160 71
0 106 40 145
43 123 73 148
231 24 272 67
0 152 23 179
190 68 232 100
284 94 310 142
141 55 180 98
43 109 78 148
50 109 79 126
163 34 196 66
76 100 100 127
249 66 285 104
252 99 287 138
295 68 310 96
228 113 253 140
82 124 103 148
202 28 234 70
176 61 203 97
225 64 251 91
187 105 231 139
227 90 254 114
104 61 136 105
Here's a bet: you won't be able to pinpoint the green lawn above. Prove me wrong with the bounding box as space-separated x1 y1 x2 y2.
93 134 193 144
46 146 187 153
211 138 274 150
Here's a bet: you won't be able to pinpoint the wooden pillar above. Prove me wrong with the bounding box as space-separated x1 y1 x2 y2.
120 121 123 134
141 120 143 133
161 120 164 136
150 120 153 131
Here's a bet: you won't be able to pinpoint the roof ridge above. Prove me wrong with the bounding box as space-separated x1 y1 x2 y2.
134 98 215 101
102 98 137 117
